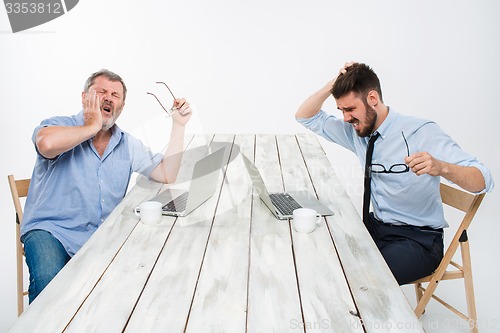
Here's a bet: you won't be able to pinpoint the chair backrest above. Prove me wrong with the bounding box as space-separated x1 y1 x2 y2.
440 183 485 246
413 182 485 323
7 175 30 316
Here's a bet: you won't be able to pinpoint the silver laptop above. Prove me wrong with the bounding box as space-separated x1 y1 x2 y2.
241 153 334 220
148 147 226 217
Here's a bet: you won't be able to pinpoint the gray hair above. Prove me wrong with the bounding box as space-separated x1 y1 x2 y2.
84 69 127 101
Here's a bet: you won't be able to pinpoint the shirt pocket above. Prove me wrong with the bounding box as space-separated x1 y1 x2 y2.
375 170 413 194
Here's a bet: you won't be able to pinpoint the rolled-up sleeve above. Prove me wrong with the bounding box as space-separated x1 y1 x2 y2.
296 110 356 152
414 122 494 194
473 163 494 193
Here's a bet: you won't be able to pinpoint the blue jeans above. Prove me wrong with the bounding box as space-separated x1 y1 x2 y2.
21 229 71 303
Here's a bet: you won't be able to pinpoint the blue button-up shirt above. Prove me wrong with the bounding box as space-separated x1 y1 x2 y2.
21 111 163 256
297 109 494 229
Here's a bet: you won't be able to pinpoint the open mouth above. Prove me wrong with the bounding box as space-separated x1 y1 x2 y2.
102 103 112 113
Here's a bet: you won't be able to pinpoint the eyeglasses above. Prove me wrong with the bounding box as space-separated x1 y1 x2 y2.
147 82 178 116
369 131 410 174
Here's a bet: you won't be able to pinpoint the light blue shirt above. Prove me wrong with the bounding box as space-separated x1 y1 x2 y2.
21 111 163 256
297 109 494 229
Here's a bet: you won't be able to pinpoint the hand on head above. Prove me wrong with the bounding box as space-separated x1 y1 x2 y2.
83 88 103 132
326 61 357 88
339 61 356 75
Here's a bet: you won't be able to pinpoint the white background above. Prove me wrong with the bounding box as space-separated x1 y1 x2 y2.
1 0 499 332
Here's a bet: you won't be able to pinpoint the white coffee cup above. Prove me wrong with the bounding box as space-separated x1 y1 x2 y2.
134 201 163 225
292 208 322 233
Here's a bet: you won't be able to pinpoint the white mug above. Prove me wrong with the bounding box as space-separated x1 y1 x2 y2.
292 208 322 233
134 201 163 225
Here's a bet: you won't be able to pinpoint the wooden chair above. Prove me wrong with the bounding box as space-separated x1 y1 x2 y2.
411 183 485 333
7 175 31 316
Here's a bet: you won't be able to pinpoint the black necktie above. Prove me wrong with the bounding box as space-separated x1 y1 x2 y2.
363 132 380 226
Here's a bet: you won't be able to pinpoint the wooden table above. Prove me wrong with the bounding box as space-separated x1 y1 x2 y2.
9 134 423 332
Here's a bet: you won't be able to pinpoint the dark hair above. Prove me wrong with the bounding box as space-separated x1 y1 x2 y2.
84 69 127 101
330 63 383 103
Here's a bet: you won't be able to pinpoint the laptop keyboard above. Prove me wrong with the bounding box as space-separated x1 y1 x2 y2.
163 192 189 212
269 193 302 216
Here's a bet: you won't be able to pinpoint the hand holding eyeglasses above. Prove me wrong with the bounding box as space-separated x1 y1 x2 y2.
405 151 444 177
171 97 192 126
147 82 192 125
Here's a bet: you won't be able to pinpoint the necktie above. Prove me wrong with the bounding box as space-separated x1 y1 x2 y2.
363 132 380 226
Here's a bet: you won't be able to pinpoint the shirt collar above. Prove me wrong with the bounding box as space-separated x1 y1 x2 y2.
372 107 397 140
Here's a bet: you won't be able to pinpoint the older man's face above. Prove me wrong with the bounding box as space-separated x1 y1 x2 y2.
88 76 125 130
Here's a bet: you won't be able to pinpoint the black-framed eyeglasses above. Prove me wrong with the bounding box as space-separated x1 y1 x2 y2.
147 82 178 117
369 131 410 174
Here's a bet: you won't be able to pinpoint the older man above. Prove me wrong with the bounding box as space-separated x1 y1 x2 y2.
21 69 192 302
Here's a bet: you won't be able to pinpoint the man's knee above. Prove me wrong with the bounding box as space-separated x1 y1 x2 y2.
28 271 59 303
380 239 441 285
22 230 70 302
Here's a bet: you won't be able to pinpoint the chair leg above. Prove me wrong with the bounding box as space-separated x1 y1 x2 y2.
16 224 24 316
414 283 422 302
414 282 426 315
461 241 478 333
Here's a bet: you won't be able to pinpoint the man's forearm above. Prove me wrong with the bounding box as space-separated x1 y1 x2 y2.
440 163 486 193
150 123 186 184
295 80 335 119
36 125 99 159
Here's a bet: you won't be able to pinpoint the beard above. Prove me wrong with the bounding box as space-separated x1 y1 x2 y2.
355 102 377 137
100 100 123 131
